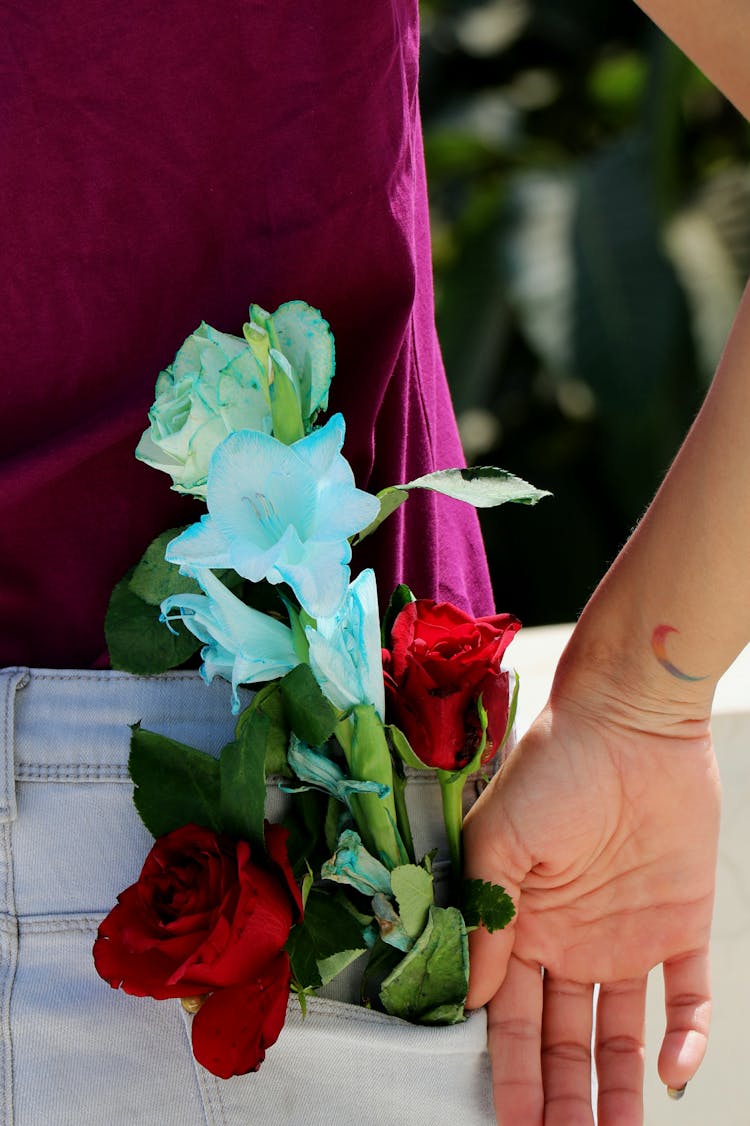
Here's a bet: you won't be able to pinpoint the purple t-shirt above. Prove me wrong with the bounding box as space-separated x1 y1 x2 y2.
1 1 494 668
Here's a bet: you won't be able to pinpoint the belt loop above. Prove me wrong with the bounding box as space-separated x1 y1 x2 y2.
0 668 29 824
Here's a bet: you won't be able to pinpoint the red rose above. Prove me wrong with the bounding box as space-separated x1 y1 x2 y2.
93 822 302 1078
383 600 520 771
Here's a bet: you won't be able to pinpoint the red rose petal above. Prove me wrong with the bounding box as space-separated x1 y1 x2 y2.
190 955 291 1078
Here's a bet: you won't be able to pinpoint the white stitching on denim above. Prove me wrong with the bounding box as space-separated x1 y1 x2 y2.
15 763 131 782
17 915 103 935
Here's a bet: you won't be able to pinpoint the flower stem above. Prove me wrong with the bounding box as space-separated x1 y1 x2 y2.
438 771 466 883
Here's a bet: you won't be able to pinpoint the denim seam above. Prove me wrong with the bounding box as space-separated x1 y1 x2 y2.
181 1009 225 1126
0 907 17 1126
15 764 131 782
17 915 103 935
0 671 24 1126
0 673 26 823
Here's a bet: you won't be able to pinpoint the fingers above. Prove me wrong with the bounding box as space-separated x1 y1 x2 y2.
658 948 711 1091
487 954 544 1126
466 916 517 1009
595 977 646 1125
463 772 530 1008
541 974 595 1126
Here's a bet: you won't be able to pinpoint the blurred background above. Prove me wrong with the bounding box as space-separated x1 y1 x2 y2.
421 0 750 624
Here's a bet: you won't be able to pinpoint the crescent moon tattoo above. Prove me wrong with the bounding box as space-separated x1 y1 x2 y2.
651 625 707 682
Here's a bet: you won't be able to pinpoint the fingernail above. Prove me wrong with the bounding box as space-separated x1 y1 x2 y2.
666 1084 687 1100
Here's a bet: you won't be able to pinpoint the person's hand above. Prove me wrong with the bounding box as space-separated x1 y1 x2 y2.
463 674 720 1125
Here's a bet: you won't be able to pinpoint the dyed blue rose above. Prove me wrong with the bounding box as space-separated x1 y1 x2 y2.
160 568 300 712
135 302 336 496
306 569 385 720
165 414 379 619
135 323 270 499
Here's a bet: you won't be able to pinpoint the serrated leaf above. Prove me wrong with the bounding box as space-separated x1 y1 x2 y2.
380 905 468 1024
105 569 201 675
280 663 339 746
354 486 409 544
129 726 221 839
399 466 550 508
391 864 434 940
463 879 515 933
286 887 370 991
219 710 268 849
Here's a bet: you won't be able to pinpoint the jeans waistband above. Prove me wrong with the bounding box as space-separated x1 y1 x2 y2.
3 667 238 794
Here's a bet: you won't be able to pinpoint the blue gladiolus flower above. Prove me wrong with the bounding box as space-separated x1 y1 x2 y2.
165 414 379 619
306 569 385 720
160 568 300 712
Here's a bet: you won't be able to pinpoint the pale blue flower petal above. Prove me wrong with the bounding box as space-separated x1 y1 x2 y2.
321 829 393 897
271 301 335 416
310 481 380 542
160 568 299 712
307 569 385 719
165 516 231 569
277 538 352 618
372 893 412 952
208 431 314 548
169 415 377 618
291 413 345 477
283 735 390 808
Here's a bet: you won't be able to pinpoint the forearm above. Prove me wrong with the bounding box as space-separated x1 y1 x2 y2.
559 277 750 724
634 0 750 118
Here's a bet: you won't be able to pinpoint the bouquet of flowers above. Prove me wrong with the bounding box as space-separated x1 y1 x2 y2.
94 301 548 1079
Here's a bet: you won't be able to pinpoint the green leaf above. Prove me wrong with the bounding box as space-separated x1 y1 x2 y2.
360 938 404 1007
399 466 551 508
129 726 221 839
280 664 340 747
105 569 201 675
463 879 516 933
219 710 268 849
282 789 329 879
239 682 291 777
127 528 201 606
391 865 434 940
389 752 416 863
387 724 431 771
353 486 409 544
286 887 370 991
269 354 305 444
128 527 245 607
380 906 468 1024
381 584 416 647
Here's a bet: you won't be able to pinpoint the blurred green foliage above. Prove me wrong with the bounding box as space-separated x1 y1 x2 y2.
421 0 750 623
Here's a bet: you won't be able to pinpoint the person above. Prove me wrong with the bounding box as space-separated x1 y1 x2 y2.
1 3 497 1123
464 4 750 1122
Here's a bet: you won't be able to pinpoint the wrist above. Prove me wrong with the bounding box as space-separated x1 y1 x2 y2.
550 603 716 740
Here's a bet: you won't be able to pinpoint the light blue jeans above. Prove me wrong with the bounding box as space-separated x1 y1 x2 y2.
0 668 496 1125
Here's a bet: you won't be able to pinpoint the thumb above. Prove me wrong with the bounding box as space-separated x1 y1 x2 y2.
462 783 529 1009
